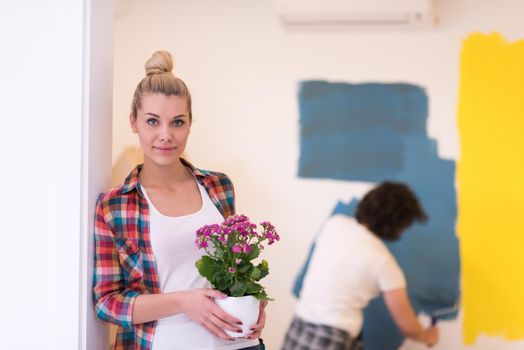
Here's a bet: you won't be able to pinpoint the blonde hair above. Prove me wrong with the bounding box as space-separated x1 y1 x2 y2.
131 50 192 121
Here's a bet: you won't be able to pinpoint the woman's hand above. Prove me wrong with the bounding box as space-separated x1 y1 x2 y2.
178 288 243 340
246 300 267 340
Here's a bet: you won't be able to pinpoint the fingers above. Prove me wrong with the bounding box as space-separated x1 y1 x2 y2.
247 328 262 340
202 289 242 326
203 288 228 300
203 293 243 331
184 289 241 339
190 289 268 341
202 317 235 341
212 303 242 326
209 311 243 333
246 308 266 339
197 289 242 325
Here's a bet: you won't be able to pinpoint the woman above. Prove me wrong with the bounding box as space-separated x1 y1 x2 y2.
93 51 265 350
283 182 439 349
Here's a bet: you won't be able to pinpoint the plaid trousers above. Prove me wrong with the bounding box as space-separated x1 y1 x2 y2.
282 316 364 350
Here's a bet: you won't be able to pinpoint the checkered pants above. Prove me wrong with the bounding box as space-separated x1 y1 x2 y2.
282 316 363 350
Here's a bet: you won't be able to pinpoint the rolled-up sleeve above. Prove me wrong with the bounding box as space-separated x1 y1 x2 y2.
92 195 139 329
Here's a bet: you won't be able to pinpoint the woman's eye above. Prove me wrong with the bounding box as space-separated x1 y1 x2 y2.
173 119 185 127
146 118 158 126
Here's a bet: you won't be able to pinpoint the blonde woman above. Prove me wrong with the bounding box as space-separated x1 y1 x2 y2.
93 51 265 350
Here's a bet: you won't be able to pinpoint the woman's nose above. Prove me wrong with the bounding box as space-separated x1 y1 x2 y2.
158 125 172 142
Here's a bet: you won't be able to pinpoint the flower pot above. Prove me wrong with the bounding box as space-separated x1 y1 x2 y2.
215 295 260 338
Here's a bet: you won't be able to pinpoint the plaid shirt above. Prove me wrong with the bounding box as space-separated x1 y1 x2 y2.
92 159 235 350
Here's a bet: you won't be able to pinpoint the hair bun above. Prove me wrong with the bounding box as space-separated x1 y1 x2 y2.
145 50 174 76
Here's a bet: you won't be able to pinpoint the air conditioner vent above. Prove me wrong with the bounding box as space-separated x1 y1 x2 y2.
275 0 437 29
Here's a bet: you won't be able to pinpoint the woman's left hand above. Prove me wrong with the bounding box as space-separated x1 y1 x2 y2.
246 300 268 339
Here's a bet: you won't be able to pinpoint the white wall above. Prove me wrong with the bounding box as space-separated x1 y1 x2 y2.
112 1 524 349
82 1 114 349
0 1 112 349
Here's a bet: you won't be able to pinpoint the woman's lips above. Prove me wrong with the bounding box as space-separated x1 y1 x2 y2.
154 146 177 151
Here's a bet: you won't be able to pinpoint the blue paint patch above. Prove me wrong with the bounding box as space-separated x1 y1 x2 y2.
297 81 460 350
331 198 358 217
299 81 427 182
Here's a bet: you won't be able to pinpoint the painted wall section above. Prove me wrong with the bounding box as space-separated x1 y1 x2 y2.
298 82 460 350
457 33 524 344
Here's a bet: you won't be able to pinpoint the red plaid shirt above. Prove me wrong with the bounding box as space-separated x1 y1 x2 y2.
92 159 235 349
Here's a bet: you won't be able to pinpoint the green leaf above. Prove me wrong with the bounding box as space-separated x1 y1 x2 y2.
245 245 260 261
238 264 252 273
214 271 229 291
196 256 220 283
253 290 273 301
249 267 261 280
245 281 263 294
256 260 269 280
230 280 247 297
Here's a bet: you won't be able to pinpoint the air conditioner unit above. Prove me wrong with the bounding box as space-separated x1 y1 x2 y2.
275 0 438 29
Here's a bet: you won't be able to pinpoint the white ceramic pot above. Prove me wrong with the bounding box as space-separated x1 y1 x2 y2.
215 295 260 338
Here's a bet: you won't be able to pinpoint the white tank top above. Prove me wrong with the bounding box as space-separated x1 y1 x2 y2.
140 180 258 350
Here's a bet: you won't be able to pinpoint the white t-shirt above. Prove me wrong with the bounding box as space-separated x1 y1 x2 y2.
295 214 406 337
140 181 258 350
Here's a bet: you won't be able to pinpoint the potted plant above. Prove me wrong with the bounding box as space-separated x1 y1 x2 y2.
195 214 280 337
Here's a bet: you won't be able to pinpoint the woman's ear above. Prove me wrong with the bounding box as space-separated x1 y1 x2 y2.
129 113 138 134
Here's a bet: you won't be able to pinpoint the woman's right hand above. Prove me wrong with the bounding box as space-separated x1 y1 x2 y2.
178 288 243 340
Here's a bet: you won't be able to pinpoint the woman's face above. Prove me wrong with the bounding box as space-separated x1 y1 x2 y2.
130 93 191 167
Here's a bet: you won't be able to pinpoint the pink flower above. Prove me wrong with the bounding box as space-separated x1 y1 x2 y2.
260 221 275 232
196 224 221 238
223 214 250 227
194 214 279 300
266 232 280 245
261 221 280 245
194 237 208 249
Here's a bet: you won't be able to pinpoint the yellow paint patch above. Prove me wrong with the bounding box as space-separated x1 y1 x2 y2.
457 33 524 344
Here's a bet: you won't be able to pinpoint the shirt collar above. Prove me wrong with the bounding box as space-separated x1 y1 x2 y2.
121 158 204 194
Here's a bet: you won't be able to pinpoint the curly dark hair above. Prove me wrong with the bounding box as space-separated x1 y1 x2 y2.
356 182 428 241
